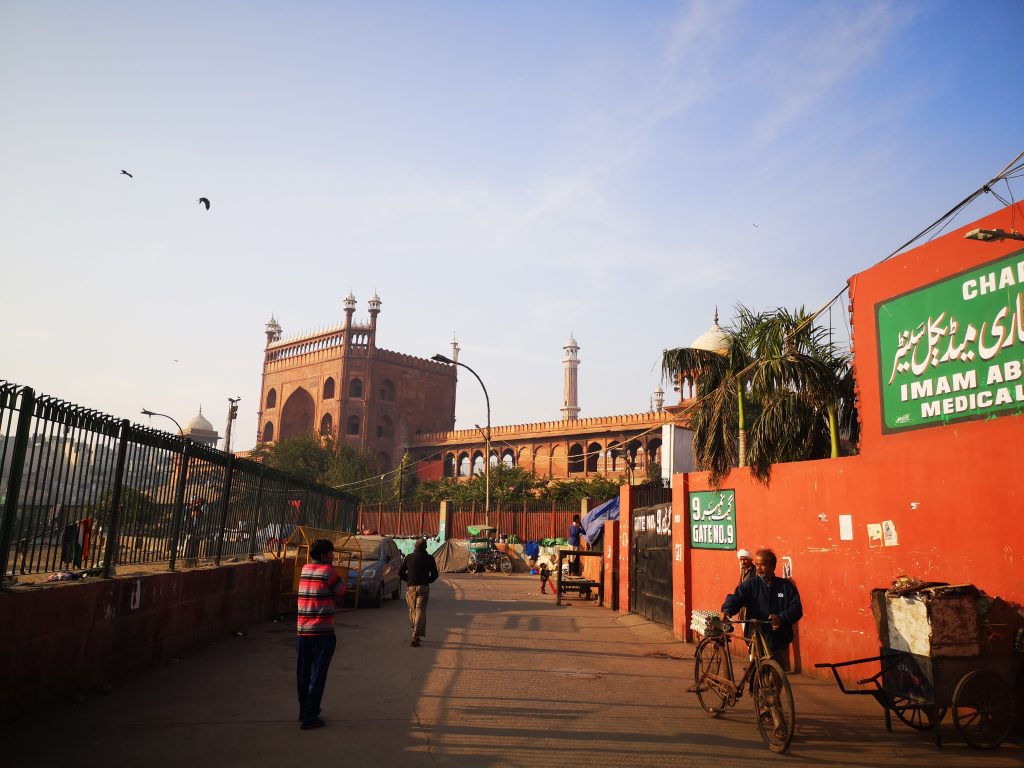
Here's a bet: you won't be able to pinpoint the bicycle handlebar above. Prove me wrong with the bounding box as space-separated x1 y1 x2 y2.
722 618 775 625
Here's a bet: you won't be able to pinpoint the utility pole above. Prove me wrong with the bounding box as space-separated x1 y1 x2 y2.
223 397 241 454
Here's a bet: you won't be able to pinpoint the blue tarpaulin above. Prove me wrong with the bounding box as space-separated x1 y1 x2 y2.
582 496 619 545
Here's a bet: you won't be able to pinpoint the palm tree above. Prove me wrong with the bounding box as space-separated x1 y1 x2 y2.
661 307 761 483
745 307 845 480
663 306 856 485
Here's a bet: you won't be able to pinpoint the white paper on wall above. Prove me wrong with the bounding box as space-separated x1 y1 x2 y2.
882 520 899 547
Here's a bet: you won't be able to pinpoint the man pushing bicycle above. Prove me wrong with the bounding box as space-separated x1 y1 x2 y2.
720 548 803 671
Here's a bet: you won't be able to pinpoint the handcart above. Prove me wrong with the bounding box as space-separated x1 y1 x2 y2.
816 583 1021 750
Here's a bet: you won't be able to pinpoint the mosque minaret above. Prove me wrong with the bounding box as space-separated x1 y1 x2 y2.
561 334 581 421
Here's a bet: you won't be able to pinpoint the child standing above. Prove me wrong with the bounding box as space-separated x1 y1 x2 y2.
539 562 552 594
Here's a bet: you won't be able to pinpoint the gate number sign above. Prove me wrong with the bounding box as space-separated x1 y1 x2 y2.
688 490 736 550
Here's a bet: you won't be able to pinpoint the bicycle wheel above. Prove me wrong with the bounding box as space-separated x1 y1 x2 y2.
753 659 795 754
693 637 729 716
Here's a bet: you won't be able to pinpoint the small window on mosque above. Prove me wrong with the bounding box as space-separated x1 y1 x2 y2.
323 378 335 400
346 415 360 435
266 389 277 409
349 379 363 398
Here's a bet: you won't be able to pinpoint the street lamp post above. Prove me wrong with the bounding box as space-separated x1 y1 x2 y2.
432 353 491 525
141 408 183 435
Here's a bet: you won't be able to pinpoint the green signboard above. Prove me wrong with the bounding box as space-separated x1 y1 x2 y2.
688 490 736 550
877 248 1024 432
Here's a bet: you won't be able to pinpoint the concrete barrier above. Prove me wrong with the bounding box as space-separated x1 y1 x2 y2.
0 559 292 722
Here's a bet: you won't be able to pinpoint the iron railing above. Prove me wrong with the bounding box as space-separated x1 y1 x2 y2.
0 382 358 580
356 499 594 542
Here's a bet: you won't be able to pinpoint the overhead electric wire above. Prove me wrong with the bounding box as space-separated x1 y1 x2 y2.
782 147 1024 348
331 151 1024 492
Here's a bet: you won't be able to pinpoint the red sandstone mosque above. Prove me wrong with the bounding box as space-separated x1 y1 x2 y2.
257 293 718 480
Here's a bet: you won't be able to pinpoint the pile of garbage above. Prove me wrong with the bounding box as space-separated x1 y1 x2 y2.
874 576 1024 657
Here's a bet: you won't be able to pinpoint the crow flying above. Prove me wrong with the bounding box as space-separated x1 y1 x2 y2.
120 170 133 178
198 197 211 210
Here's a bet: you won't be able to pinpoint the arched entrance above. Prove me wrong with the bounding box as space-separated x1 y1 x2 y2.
280 388 315 440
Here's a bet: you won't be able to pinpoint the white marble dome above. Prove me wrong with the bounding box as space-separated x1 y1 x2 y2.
690 317 728 353
187 410 214 432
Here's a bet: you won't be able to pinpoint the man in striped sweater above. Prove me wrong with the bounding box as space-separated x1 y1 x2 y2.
296 539 346 730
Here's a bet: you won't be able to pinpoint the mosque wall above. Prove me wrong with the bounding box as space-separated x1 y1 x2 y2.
256 299 456 471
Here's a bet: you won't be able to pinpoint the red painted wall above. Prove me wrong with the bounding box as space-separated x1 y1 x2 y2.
618 484 633 615
603 519 619 611
415 458 444 482
671 202 1024 679
0 560 291 722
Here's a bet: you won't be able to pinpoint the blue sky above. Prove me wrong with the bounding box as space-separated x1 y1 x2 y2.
3 1 1023 450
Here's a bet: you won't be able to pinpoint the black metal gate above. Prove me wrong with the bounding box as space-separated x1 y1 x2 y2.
630 502 673 626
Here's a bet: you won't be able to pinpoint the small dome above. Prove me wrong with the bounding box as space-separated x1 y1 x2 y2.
564 334 579 349
369 291 381 304
690 313 728 353
187 410 214 432
343 290 356 309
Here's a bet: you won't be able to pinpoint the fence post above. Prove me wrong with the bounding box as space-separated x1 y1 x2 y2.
102 419 131 578
397 502 403 538
376 503 383 533
550 501 555 540
248 468 264 559
168 441 192 571
356 503 363 532
419 502 424 536
0 387 35 582
214 456 235 565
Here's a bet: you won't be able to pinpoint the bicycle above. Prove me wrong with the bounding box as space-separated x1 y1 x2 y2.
691 616 796 753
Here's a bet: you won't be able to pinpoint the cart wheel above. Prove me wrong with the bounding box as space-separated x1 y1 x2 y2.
499 556 513 574
952 670 1015 749
692 637 729 716
754 659 795 754
889 697 946 731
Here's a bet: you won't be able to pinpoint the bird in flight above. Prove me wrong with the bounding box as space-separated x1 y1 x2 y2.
120 170 133 178
752 223 759 228
198 197 211 210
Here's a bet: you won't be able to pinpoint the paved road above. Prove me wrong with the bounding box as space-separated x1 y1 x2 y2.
3 573 1021 767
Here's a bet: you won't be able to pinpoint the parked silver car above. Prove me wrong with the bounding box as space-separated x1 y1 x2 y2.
347 536 403 608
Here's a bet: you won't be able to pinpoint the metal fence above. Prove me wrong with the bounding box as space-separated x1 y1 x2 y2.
633 482 672 508
356 499 588 542
0 382 359 580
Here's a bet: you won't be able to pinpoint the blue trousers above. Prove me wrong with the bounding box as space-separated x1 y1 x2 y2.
296 633 336 725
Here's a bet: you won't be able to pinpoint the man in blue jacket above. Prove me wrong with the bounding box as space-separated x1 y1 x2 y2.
720 548 802 670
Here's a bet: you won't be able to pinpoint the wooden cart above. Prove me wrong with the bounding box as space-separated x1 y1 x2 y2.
816 585 1020 749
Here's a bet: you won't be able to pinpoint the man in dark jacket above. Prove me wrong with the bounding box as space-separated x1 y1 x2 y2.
400 538 439 647
720 548 802 670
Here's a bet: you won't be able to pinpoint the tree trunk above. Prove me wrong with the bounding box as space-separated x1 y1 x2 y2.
828 407 839 459
737 382 747 468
